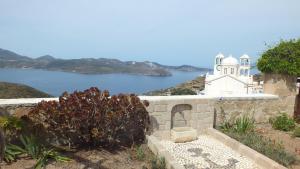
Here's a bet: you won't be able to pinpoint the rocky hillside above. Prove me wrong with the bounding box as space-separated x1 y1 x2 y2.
0 48 211 76
0 82 51 99
144 76 205 95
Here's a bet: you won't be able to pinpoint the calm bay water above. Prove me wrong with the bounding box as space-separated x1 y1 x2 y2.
0 68 207 96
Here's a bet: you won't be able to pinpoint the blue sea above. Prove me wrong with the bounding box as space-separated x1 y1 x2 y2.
0 68 209 96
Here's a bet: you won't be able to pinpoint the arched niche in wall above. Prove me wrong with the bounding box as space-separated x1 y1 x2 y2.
171 104 192 129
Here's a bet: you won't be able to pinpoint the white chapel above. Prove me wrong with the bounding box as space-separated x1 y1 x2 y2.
204 53 256 95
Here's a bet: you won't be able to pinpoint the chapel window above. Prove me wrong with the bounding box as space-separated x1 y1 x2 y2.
231 68 234 74
245 69 248 75
224 68 227 74
216 58 220 64
240 69 244 75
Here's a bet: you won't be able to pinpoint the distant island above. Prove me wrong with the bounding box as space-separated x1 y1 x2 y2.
0 82 51 99
0 48 211 76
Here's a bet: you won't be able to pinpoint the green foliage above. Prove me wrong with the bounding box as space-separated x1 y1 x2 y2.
219 115 296 166
223 131 296 167
233 116 255 134
35 149 71 169
20 135 41 159
3 144 26 163
0 116 23 132
150 156 166 169
219 116 254 134
171 88 196 95
219 121 232 132
0 116 23 142
257 39 300 76
28 87 150 148
3 135 70 168
293 126 300 137
269 113 296 131
135 145 145 161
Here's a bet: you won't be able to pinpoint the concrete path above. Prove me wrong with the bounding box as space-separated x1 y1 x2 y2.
160 135 260 169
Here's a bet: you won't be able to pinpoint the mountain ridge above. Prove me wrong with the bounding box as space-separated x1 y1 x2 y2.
0 48 211 76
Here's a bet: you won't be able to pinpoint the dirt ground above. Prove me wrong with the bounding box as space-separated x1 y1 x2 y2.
0 144 156 169
256 123 300 169
2 124 299 169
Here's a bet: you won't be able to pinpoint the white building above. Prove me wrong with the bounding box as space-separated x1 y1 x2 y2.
204 53 255 95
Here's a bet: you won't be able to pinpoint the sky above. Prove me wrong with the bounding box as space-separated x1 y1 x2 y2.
0 0 299 68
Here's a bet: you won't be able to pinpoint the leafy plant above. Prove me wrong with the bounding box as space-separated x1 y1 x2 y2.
3 135 70 168
4 136 41 163
269 113 295 131
257 38 300 76
293 126 300 137
35 149 71 169
150 156 166 169
0 116 23 142
20 135 41 159
3 143 26 163
0 116 23 131
219 116 254 134
28 87 150 148
233 116 255 134
135 145 145 161
219 121 232 132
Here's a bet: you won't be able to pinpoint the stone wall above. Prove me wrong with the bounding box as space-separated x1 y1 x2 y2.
263 73 298 117
0 98 58 117
213 96 279 127
0 95 281 139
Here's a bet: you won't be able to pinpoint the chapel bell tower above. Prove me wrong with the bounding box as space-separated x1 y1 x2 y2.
214 53 224 75
239 54 250 76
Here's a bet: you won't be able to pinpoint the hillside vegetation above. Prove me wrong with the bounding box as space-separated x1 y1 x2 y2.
0 82 51 99
144 76 205 95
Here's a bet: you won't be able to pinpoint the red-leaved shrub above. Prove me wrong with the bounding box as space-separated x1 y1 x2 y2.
28 87 150 148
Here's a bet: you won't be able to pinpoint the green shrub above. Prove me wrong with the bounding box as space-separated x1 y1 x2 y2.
28 87 150 148
150 156 166 169
20 135 42 159
136 145 145 161
3 143 26 163
269 113 295 131
257 39 300 76
219 116 254 134
219 121 232 132
3 135 70 168
0 116 23 131
233 116 255 134
35 149 71 169
224 131 296 166
293 126 300 137
171 88 196 95
0 116 23 142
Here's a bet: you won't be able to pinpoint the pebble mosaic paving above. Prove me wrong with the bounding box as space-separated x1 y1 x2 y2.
160 135 260 169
